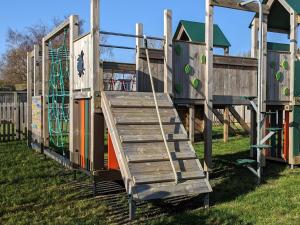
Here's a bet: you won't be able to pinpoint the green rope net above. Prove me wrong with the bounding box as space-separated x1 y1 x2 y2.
48 29 70 152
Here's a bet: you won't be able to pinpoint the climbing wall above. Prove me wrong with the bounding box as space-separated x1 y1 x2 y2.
266 50 291 102
173 41 206 99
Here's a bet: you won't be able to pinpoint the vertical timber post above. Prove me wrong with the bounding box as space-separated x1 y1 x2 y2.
251 18 259 58
189 105 195 144
164 9 173 96
204 0 213 171
69 15 79 165
136 23 143 92
289 10 298 166
26 52 32 145
90 0 104 171
224 107 229 143
42 37 49 148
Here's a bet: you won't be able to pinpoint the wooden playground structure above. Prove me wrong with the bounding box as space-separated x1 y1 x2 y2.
26 0 300 219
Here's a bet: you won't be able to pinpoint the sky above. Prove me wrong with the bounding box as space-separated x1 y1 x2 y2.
0 0 289 63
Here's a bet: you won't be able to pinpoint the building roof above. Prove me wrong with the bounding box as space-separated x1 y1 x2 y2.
173 20 231 48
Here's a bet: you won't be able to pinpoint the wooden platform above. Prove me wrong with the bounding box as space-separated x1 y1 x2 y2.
102 91 212 201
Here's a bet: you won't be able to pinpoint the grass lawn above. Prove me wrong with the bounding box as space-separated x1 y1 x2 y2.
0 129 300 225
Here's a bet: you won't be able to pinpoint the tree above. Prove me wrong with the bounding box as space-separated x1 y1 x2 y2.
0 17 111 85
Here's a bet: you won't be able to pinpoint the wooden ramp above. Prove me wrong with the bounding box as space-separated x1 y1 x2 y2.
102 91 212 201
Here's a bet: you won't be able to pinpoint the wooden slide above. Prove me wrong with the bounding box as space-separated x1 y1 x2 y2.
102 91 212 201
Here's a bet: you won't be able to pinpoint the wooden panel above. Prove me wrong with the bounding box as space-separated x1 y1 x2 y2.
266 51 290 102
213 57 258 97
173 41 206 99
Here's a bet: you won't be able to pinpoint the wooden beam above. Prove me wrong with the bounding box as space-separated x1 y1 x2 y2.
90 0 103 171
289 11 298 165
136 23 143 92
189 105 195 144
69 15 79 165
204 0 214 171
223 107 229 143
213 55 258 67
210 0 270 14
251 18 259 58
228 106 250 133
44 19 70 42
164 9 173 96
42 37 49 147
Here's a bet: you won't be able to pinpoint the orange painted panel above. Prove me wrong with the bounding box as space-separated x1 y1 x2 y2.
108 133 119 170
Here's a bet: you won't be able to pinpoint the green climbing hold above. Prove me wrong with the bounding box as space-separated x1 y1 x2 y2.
175 84 183 94
282 87 290 96
270 61 276 69
275 71 283 81
192 79 200 89
281 60 289 70
184 64 192 75
175 45 181 56
200 54 206 64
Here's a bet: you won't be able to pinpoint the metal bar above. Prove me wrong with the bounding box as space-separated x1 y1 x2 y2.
100 31 165 41
100 44 136 50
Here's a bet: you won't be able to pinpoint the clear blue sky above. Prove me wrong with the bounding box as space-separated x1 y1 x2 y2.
1 0 288 62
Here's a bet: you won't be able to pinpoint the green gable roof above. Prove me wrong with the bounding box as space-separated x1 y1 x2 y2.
286 0 300 14
174 20 231 48
263 0 300 14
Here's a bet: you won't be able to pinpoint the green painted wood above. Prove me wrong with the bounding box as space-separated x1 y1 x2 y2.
293 106 300 156
174 20 231 48
267 42 290 52
236 159 256 165
294 61 300 97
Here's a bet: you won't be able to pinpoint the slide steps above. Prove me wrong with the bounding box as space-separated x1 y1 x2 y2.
102 91 212 201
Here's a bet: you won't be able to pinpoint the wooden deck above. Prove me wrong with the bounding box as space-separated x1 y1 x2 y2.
101 91 212 201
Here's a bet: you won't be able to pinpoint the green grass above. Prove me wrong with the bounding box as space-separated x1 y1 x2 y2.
0 130 300 225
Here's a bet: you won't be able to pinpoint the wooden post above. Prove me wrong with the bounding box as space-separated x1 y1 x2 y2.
164 9 173 96
33 45 40 96
251 18 259 58
69 15 79 164
204 0 213 171
90 0 103 171
27 52 32 145
136 23 143 92
224 47 229 56
42 37 49 147
250 109 257 158
289 11 298 165
26 51 35 146
224 107 229 143
189 105 195 144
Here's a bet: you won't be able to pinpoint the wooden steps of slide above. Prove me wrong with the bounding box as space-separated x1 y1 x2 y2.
126 151 197 163
102 91 212 202
133 171 206 185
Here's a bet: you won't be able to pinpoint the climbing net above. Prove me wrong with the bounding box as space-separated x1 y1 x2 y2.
48 29 70 151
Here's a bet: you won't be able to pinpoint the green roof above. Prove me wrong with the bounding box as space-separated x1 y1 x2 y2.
174 20 231 48
263 0 300 14
286 0 300 14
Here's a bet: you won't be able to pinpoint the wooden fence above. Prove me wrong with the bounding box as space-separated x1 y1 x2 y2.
0 92 27 142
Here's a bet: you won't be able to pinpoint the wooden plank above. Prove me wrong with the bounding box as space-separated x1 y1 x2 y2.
134 179 212 201
139 49 164 60
189 105 195 143
204 0 214 171
117 124 185 136
133 171 205 185
115 116 181 125
127 151 197 163
120 134 189 143
209 0 269 14
224 107 229 142
213 55 258 67
103 61 136 73
228 106 250 133
164 9 173 95
212 108 236 134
